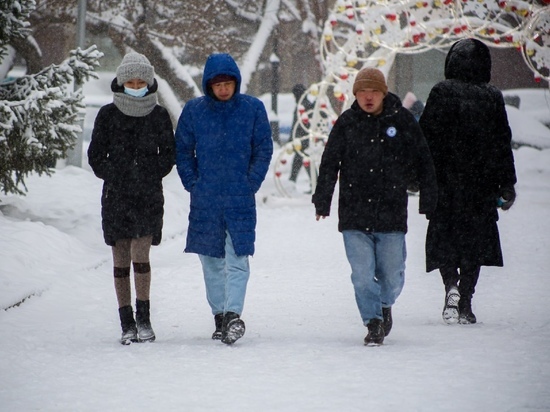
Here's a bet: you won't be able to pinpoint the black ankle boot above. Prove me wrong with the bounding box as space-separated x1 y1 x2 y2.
457 266 479 325
364 318 385 346
458 298 477 324
118 305 138 345
136 299 156 342
212 313 223 340
221 312 245 345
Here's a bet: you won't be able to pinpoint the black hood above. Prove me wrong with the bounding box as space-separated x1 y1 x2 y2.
444 38 491 84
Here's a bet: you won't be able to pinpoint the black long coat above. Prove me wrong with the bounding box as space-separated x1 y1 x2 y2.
419 38 517 272
313 93 438 234
88 103 175 246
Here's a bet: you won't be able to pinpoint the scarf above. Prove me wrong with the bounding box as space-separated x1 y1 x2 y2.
113 92 157 117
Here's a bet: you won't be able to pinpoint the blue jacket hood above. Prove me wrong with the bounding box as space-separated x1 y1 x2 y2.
202 53 242 98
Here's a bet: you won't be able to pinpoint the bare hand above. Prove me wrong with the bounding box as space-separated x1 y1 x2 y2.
315 215 326 221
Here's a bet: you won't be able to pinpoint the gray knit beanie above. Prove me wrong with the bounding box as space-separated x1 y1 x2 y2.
116 52 155 86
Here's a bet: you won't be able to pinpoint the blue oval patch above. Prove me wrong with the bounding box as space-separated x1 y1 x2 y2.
386 126 397 138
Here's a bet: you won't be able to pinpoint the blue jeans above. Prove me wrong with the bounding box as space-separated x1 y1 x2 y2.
198 232 250 316
342 230 406 326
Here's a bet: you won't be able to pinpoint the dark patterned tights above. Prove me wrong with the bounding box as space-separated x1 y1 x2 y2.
112 236 152 308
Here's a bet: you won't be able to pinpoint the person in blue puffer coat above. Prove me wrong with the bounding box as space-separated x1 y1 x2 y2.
175 53 273 345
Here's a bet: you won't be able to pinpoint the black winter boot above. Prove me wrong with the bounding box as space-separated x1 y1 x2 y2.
135 299 155 342
382 307 393 337
221 312 245 345
212 313 223 340
364 319 385 346
458 265 480 325
118 305 138 345
458 298 477 324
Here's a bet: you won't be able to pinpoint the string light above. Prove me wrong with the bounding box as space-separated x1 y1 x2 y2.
273 0 549 198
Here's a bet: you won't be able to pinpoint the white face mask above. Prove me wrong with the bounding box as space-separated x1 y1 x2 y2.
124 86 148 98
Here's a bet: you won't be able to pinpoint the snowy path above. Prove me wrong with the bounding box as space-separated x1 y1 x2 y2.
1 147 549 411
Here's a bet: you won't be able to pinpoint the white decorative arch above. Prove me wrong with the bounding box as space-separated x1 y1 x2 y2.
274 0 550 197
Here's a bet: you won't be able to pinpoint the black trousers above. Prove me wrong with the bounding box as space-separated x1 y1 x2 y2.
440 265 480 301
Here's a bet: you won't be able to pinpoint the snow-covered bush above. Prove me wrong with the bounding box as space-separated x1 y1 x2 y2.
0 0 102 196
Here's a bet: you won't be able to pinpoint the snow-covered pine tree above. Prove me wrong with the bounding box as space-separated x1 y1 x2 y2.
0 1 102 196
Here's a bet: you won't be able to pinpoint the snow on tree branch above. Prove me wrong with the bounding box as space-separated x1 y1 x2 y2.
0 0 36 61
149 37 201 98
225 0 262 22
240 0 280 93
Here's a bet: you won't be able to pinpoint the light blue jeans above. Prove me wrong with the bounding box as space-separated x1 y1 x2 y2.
198 232 250 316
342 230 406 326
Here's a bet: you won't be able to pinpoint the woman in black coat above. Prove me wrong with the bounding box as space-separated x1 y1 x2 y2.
88 52 175 344
419 38 517 325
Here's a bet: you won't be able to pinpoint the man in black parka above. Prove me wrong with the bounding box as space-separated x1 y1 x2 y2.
313 68 438 345
419 38 517 325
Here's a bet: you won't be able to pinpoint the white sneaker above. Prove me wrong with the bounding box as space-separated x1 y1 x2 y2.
442 287 460 324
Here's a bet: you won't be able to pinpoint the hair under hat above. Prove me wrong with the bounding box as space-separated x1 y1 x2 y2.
352 68 388 96
116 52 155 86
208 74 237 86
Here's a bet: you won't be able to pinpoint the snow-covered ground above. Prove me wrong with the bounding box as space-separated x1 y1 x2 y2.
1 90 549 411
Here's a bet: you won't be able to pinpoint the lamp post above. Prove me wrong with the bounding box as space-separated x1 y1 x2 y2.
67 0 87 167
270 34 281 146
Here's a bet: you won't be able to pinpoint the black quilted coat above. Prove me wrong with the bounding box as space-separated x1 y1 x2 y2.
313 92 438 234
419 38 517 272
88 99 175 246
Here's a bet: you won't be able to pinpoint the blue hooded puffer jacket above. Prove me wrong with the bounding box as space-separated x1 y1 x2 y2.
175 53 273 258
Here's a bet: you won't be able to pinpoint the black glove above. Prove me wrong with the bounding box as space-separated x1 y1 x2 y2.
497 186 516 211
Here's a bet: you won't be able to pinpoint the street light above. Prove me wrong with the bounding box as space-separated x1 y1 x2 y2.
270 46 281 146
67 0 87 167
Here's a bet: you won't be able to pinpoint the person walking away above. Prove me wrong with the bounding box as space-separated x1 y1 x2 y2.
88 52 176 345
175 53 273 345
402 91 424 121
288 83 313 190
313 68 438 345
419 38 517 325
